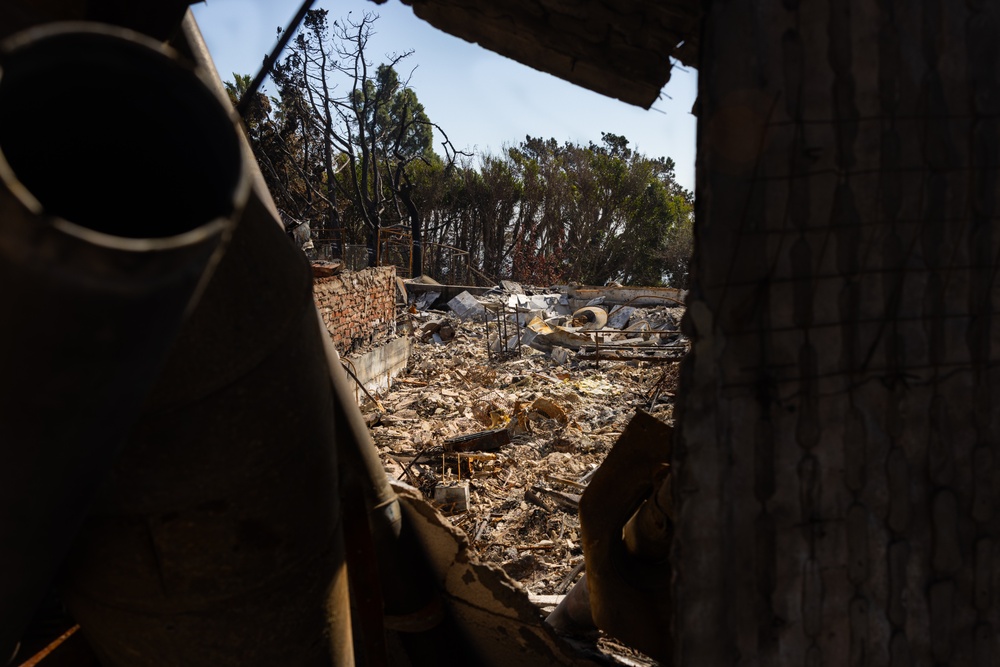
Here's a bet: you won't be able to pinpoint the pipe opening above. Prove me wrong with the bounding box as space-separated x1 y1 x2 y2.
0 28 243 239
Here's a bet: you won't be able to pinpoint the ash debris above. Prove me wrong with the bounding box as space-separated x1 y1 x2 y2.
358 279 685 661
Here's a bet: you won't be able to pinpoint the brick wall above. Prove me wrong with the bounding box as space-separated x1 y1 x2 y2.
313 266 396 355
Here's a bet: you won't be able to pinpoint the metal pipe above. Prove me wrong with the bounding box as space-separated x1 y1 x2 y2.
318 313 484 665
59 191 351 667
0 22 248 661
48 17 355 666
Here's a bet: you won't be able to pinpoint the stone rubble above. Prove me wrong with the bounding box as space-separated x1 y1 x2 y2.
365 284 684 620
335 280 687 665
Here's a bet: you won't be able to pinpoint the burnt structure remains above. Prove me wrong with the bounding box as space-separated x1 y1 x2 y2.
2 1 999 667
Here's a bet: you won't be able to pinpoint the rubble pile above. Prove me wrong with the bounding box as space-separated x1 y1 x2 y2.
363 282 686 633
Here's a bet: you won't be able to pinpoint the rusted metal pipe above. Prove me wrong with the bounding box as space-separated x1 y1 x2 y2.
0 22 248 661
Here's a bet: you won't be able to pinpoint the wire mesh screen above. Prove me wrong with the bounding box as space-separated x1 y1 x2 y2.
342 245 369 271
377 228 412 279
423 243 471 285
307 228 495 284
308 226 369 270
310 228 342 262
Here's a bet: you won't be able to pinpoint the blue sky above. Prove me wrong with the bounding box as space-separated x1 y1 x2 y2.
189 0 698 193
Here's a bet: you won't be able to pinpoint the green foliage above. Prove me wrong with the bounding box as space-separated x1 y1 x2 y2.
229 13 693 285
356 65 433 159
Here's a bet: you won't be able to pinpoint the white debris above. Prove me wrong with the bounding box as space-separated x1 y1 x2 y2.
448 290 487 321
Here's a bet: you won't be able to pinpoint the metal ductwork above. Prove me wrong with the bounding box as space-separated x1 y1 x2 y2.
1 13 478 665
58 185 353 666
2 13 589 667
0 20 358 667
0 22 249 661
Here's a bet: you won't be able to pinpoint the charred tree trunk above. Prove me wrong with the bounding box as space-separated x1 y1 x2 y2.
400 177 421 278
366 222 377 269
676 1 1000 666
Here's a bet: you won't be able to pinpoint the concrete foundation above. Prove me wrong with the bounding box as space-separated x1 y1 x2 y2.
342 336 411 405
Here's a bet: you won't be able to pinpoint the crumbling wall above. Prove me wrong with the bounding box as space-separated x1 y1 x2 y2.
314 266 396 354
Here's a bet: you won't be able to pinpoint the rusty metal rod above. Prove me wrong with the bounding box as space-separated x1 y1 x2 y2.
576 353 686 363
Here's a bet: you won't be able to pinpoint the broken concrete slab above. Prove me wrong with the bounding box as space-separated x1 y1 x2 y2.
512 308 545 326
518 326 543 351
500 280 524 294
344 337 411 405
413 290 441 311
503 293 573 318
550 347 571 366
529 294 559 311
490 334 521 356
556 293 573 315
448 290 486 321
505 293 543 311
607 305 635 329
